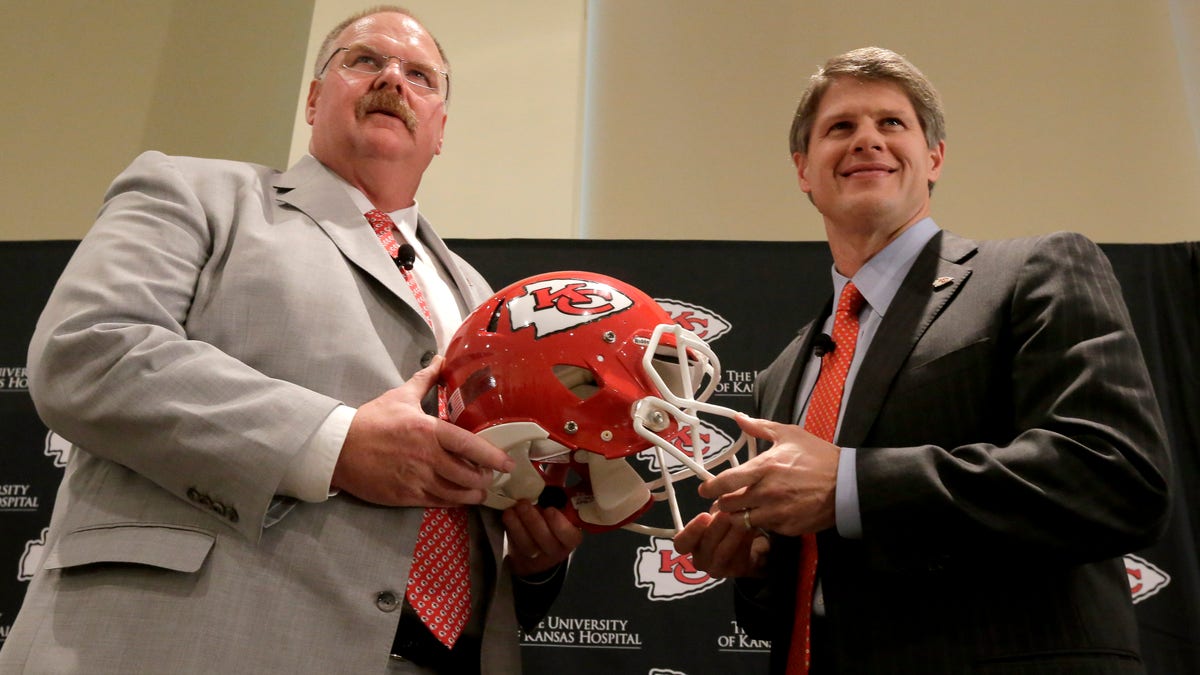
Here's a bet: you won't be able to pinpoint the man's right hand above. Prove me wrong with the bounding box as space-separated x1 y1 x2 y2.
674 509 770 579
331 355 514 507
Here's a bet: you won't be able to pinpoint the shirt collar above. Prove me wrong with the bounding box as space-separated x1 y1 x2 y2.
830 217 940 317
319 156 431 263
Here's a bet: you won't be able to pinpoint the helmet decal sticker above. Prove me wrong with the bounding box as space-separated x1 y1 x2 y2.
509 278 635 338
446 366 497 424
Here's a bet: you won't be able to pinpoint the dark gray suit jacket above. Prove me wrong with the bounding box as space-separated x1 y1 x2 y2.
740 231 1170 674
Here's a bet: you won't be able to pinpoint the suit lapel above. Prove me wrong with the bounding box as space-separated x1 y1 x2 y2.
414 215 490 311
761 307 828 425
273 157 451 324
837 231 977 446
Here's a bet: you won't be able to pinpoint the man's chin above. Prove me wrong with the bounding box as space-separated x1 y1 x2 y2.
820 195 904 226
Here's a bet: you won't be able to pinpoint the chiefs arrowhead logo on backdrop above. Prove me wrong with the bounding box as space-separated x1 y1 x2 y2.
636 420 733 472
509 278 634 338
1125 554 1170 603
634 537 723 601
44 430 71 468
19 528 50 582
654 299 731 343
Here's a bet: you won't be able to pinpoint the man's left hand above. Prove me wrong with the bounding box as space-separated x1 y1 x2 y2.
503 500 583 577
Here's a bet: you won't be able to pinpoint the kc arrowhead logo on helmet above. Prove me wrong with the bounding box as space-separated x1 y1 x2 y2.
508 277 634 337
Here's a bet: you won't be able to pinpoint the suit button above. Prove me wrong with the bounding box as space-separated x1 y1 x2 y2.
420 351 435 368
376 591 400 612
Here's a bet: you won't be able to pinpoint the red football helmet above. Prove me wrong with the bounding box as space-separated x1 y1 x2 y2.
441 271 753 537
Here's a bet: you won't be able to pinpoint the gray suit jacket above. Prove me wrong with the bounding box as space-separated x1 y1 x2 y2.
1 152 530 673
741 231 1170 674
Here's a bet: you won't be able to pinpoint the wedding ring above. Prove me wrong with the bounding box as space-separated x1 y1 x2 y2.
742 509 753 531
528 551 541 560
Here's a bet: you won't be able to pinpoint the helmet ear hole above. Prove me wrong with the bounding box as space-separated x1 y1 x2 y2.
485 297 505 332
538 485 568 510
650 353 705 398
553 364 600 400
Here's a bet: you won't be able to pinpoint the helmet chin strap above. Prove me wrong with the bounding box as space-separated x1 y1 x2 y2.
478 421 660 532
478 422 551 509
576 451 652 527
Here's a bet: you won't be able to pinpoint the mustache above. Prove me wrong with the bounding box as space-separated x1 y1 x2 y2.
355 90 418 134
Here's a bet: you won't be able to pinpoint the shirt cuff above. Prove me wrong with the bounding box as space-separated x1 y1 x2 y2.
834 447 863 539
277 404 355 502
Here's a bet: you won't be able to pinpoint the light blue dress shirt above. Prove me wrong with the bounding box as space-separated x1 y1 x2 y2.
793 217 941 539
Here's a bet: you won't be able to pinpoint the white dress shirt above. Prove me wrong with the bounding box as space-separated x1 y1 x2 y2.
276 173 463 502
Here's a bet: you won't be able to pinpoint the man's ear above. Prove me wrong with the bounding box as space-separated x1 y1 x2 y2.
927 140 946 183
434 111 447 155
793 151 812 194
305 79 321 125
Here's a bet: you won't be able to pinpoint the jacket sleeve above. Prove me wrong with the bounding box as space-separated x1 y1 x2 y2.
855 232 1170 571
27 152 342 540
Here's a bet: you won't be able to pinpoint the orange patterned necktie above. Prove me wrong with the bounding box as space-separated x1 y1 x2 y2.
788 281 865 674
365 209 471 648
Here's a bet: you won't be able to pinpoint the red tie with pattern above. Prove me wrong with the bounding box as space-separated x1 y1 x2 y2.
787 281 865 674
364 209 471 648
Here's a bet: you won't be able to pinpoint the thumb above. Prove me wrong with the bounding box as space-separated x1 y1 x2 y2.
735 412 781 442
398 354 444 402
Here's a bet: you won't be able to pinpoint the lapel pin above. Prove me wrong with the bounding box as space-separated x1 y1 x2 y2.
932 276 954 289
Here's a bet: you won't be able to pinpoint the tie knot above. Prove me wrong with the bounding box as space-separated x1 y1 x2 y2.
364 209 394 236
838 282 865 316
365 210 401 259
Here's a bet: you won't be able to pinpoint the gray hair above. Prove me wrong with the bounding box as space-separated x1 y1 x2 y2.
313 5 449 80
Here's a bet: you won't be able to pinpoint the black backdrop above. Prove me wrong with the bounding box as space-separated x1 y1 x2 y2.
2 238 1197 673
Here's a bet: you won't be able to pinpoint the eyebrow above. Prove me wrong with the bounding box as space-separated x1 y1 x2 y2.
343 42 385 54
819 107 914 123
343 41 435 64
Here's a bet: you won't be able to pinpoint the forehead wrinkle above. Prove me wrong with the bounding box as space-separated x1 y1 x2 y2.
340 16 442 68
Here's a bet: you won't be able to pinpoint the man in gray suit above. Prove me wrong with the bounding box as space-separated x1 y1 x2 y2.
675 47 1170 673
1 6 580 674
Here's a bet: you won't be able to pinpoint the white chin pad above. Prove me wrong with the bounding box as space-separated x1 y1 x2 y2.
574 451 652 527
478 422 551 509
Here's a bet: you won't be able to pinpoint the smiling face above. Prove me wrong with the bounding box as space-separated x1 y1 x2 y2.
795 77 944 239
305 12 447 182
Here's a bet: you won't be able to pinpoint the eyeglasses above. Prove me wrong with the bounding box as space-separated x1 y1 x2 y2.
319 46 450 99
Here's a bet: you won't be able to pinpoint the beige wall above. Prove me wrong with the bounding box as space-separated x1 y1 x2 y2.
4 1 1197 243
581 0 1200 242
1 0 312 241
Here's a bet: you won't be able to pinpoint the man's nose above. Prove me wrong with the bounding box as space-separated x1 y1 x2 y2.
851 126 884 152
372 58 409 93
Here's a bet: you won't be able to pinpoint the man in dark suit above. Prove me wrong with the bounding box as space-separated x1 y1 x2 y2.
1 6 580 674
675 47 1170 674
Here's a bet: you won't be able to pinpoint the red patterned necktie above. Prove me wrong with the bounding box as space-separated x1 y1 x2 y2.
787 281 865 674
364 209 471 648
364 210 448 418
